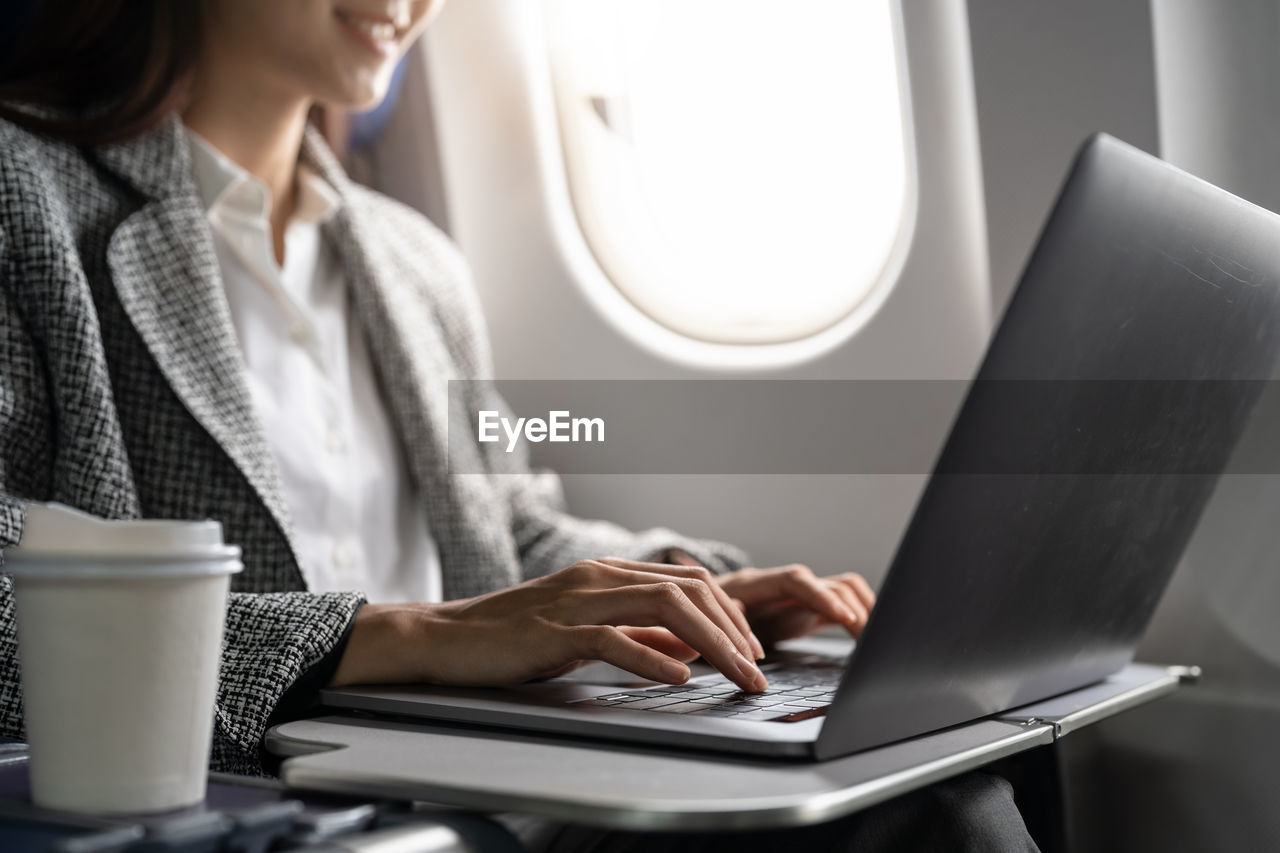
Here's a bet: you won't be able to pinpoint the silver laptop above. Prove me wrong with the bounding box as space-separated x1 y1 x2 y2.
322 135 1280 760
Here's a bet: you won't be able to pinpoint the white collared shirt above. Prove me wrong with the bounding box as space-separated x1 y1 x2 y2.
185 128 442 603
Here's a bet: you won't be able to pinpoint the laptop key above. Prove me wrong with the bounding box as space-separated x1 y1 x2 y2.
572 695 646 705
646 701 709 714
659 686 717 695
624 696 694 710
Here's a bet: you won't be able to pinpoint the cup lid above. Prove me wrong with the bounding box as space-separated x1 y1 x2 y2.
4 503 242 566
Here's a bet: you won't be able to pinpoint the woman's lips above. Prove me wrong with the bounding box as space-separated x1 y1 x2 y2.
335 10 401 57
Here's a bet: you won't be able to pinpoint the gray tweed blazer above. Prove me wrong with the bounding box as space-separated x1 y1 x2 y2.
0 113 747 774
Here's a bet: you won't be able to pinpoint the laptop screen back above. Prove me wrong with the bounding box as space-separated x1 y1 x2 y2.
818 134 1280 758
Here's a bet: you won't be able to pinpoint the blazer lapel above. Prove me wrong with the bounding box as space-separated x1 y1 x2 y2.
331 213 519 598
96 119 301 571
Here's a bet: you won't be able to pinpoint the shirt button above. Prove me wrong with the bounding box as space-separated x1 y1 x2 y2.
289 323 311 345
326 426 346 454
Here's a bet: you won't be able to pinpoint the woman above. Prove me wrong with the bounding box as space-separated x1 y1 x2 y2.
0 2 1035 849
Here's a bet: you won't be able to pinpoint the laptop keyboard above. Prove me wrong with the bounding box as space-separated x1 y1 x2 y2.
569 654 845 723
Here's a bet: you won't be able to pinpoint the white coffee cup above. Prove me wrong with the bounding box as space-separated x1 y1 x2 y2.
3 503 242 814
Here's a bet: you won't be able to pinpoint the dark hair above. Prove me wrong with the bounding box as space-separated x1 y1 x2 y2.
0 0 202 145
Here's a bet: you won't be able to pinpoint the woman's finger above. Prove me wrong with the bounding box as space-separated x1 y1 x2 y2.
763 565 858 629
663 549 702 567
830 576 872 621
844 573 877 612
617 626 700 662
590 559 763 660
598 558 762 656
571 583 768 692
826 580 868 637
561 625 692 685
754 602 825 644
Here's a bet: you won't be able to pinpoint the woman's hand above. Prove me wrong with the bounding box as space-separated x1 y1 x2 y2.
716 564 877 647
664 552 876 647
331 558 769 692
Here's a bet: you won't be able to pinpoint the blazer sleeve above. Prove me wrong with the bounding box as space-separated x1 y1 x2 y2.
0 222 364 775
0 224 42 742
211 591 363 775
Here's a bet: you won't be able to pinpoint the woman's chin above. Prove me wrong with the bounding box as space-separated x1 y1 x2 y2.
328 77 394 112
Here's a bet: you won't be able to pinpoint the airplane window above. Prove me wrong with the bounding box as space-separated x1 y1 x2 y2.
544 0 909 345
